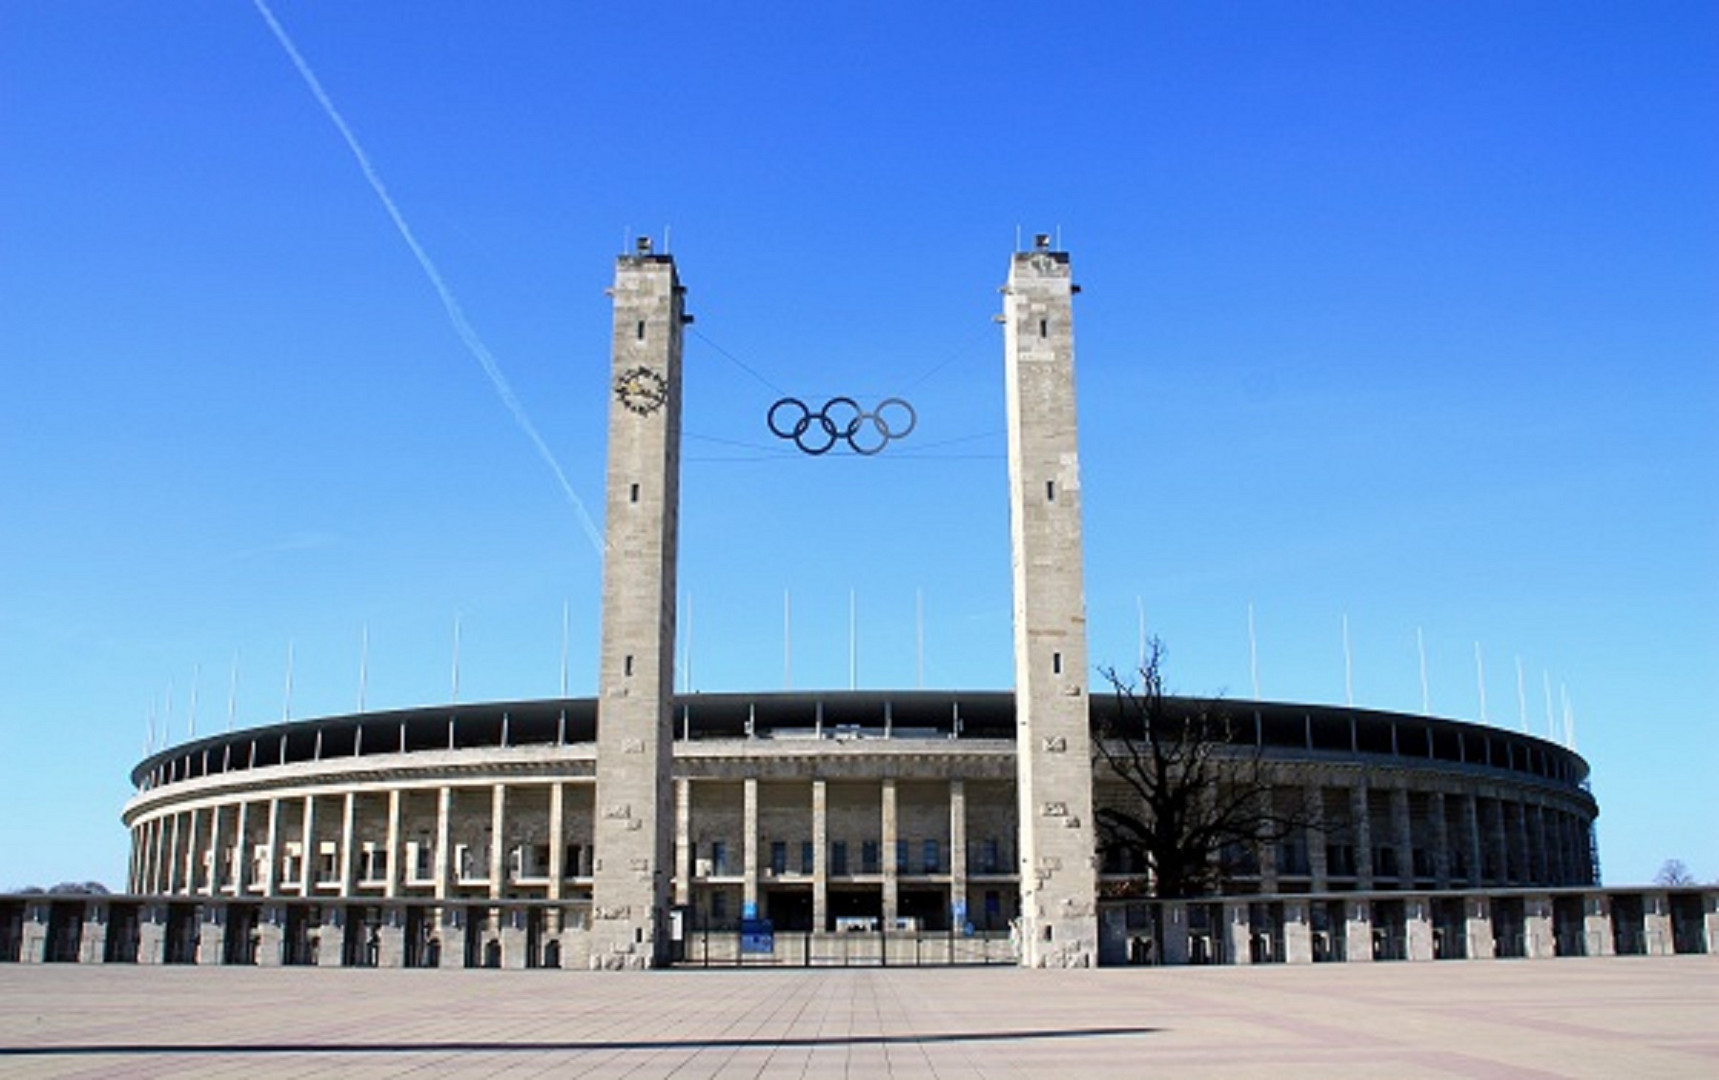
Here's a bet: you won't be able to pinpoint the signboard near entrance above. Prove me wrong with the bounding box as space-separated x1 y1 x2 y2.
740 918 774 955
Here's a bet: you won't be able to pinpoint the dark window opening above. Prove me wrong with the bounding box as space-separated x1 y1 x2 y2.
629 482 639 503
636 320 645 340
1046 479 1056 501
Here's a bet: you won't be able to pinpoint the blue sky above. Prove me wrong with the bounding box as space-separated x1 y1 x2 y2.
1 2 1713 889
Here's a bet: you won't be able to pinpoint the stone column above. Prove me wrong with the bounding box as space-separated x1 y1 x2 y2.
1429 793 1449 888
812 779 828 932
950 779 969 929
673 778 692 907
263 798 280 897
1305 785 1329 892
1003 237 1098 968
384 790 401 900
204 805 224 897
590 243 685 969
1390 787 1412 886
881 779 898 928
232 800 250 895
339 792 356 898
434 786 452 902
547 782 565 902
299 795 317 896
1463 795 1483 885
489 782 507 900
742 777 759 920
1486 799 1510 886
1531 805 1549 883
182 809 202 896
1351 786 1374 891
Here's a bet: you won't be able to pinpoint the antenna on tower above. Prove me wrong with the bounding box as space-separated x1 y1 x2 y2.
1342 614 1354 707
451 615 462 705
1416 627 1430 715
1474 642 1488 723
187 663 200 738
560 600 570 699
282 639 295 722
1515 655 1528 733
358 624 369 713
227 653 239 732
1542 670 1556 739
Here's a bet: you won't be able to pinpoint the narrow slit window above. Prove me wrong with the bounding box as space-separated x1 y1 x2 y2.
1046 479 1056 501
636 320 646 340
629 482 640 503
1052 652 1063 675
624 655 634 677
1039 318 1048 338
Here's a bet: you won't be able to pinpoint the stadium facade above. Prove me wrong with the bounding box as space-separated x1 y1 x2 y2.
16 240 1710 971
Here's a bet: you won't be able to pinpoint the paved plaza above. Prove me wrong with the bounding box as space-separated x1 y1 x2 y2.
1 957 1715 1078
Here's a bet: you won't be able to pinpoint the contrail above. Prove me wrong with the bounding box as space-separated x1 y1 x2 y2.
251 0 604 558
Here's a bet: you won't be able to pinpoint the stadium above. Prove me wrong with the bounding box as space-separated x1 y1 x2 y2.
7 240 1713 969
110 687 1603 969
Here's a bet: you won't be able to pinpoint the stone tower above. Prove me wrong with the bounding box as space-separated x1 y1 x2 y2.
590 239 684 968
1003 235 1099 967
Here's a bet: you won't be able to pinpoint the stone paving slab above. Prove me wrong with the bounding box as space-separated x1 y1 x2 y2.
0 957 1715 1078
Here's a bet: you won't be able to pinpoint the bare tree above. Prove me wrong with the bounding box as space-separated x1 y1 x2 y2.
1654 858 1695 887
1093 638 1320 899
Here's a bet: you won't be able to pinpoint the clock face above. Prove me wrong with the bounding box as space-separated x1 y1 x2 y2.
614 365 668 415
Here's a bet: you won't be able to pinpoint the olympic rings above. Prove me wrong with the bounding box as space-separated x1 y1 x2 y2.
767 396 917 456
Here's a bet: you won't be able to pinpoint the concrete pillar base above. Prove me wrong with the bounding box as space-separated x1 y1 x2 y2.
1344 901 1373 962
376 924 406 968
1160 903 1189 965
1283 901 1313 964
1224 902 1251 965
1405 898 1435 961
1524 895 1555 959
1465 897 1495 960
256 922 284 967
